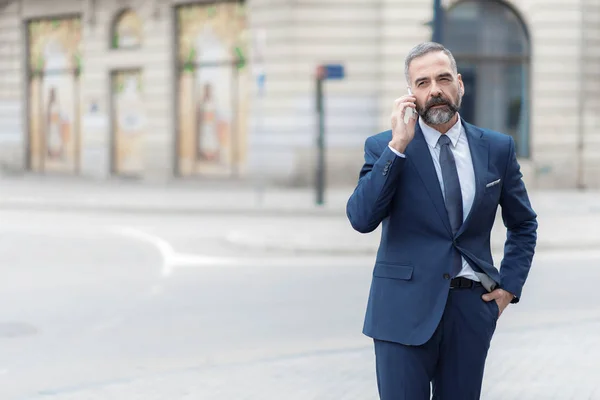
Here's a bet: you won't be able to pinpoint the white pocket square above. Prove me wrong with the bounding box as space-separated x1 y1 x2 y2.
486 179 501 188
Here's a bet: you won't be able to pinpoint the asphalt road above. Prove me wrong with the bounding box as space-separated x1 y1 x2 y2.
0 210 599 399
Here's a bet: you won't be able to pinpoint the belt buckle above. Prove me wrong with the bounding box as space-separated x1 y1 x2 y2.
450 277 458 289
450 277 472 289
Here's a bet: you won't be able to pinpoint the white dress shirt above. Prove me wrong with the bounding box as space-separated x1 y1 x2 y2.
389 115 479 281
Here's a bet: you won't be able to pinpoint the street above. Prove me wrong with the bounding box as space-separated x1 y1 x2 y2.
0 209 599 399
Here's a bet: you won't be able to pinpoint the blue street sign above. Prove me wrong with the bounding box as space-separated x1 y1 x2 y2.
323 64 344 80
256 73 266 95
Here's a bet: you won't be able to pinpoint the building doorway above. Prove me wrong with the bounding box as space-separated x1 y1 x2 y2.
444 1 531 157
110 69 146 177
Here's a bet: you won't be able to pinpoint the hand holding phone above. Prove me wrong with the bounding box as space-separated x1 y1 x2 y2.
389 89 417 153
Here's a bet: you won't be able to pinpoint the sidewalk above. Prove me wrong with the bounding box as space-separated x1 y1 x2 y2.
225 211 600 255
0 176 350 216
0 176 599 254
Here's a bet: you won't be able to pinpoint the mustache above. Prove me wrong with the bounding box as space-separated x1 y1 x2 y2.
425 96 451 111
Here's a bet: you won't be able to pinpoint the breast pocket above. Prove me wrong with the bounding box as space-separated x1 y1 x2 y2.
484 177 502 201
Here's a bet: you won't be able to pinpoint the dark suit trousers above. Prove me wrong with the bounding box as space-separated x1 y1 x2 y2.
374 285 499 400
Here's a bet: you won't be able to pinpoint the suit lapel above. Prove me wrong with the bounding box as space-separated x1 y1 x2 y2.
406 124 452 235
457 121 488 237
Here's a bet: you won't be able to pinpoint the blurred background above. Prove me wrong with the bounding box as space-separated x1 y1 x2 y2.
0 0 599 399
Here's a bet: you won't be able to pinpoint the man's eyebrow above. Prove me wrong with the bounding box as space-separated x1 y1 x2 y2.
414 72 453 85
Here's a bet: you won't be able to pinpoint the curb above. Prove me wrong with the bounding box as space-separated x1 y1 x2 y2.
0 200 346 217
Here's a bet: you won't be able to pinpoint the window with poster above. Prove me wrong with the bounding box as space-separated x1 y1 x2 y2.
26 16 82 174
111 8 143 49
174 1 249 178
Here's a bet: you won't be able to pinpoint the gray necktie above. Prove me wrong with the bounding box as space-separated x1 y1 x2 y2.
438 134 463 277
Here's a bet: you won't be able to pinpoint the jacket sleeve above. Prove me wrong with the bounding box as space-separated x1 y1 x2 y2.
346 136 406 233
498 137 538 303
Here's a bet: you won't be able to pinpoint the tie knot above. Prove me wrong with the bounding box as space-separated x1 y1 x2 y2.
438 134 451 147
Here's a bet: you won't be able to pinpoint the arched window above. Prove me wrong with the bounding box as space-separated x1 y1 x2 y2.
444 1 530 157
111 9 143 49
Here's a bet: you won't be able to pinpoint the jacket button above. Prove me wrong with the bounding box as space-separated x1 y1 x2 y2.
443 273 451 280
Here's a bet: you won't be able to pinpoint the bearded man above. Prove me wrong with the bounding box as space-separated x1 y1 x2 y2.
346 42 538 400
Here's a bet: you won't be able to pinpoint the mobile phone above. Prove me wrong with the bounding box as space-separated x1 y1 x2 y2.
404 88 415 124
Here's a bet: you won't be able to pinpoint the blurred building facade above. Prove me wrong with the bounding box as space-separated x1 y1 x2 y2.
0 0 598 188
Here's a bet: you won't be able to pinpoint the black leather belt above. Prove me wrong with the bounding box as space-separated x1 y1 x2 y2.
450 277 482 289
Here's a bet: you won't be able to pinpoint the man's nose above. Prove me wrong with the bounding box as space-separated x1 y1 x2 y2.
429 83 442 97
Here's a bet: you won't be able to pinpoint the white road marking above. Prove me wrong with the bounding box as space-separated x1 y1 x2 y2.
150 284 164 296
110 226 237 276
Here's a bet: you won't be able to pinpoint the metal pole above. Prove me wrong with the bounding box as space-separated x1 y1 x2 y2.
255 75 266 205
316 70 325 206
576 6 586 190
432 0 443 43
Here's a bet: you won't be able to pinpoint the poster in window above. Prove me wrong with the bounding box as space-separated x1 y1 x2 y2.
176 2 249 177
28 18 81 173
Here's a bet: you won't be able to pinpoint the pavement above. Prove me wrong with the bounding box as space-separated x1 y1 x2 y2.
2 207 599 399
0 176 348 216
2 188 600 399
22 322 600 400
0 175 599 255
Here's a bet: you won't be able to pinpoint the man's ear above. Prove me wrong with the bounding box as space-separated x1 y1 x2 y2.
457 73 464 95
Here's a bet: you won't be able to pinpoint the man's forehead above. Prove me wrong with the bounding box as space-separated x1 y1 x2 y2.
408 52 454 80
410 52 452 71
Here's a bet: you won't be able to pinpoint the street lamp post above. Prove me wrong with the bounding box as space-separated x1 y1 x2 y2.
432 0 443 43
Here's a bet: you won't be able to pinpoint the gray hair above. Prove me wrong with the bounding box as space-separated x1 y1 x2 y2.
404 42 458 85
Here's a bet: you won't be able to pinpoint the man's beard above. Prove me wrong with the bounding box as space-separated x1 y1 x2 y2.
417 93 462 125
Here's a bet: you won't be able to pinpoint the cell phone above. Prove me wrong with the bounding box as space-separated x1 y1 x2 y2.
404 88 415 124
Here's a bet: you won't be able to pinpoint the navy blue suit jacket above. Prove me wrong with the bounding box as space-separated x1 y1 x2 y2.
346 119 537 346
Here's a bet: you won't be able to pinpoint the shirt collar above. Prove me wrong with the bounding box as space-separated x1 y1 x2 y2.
419 114 462 149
